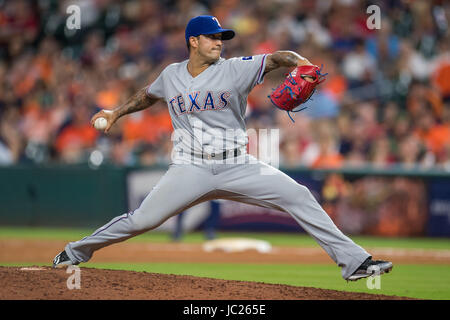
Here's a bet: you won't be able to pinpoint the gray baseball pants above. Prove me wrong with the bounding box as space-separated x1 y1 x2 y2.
65 155 370 280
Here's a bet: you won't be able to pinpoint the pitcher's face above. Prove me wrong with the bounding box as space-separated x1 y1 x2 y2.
193 33 223 62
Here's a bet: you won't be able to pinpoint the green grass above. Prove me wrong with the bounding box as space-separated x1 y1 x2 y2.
82 263 450 300
1 226 450 300
1 226 450 250
3 262 449 300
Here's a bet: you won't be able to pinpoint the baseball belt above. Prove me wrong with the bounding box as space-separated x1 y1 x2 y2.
191 148 242 160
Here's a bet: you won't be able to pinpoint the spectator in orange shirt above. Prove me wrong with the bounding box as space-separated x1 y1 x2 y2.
55 103 98 163
95 80 122 110
312 150 344 169
122 103 173 145
311 121 343 169
431 38 450 99
414 110 450 156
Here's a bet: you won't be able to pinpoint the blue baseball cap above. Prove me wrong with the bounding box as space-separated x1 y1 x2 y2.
185 15 235 44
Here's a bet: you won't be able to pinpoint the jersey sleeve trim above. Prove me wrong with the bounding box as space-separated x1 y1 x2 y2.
256 54 268 85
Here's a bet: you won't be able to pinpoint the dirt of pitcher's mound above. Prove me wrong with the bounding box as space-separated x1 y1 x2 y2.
0 266 414 300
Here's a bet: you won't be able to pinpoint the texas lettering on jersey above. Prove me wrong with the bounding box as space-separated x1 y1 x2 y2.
168 91 231 116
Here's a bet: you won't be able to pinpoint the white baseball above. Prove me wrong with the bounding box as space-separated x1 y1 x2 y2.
94 117 108 130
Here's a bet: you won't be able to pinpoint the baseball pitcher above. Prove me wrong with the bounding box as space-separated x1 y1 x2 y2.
53 15 393 281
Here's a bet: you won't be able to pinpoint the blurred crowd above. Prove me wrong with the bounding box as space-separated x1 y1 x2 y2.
0 0 449 170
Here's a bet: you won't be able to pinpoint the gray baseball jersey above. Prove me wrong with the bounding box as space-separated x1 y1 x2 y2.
64 54 371 280
147 55 267 162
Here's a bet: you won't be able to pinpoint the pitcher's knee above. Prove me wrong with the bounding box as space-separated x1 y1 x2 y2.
291 184 310 197
128 209 168 233
298 184 310 196
283 184 312 206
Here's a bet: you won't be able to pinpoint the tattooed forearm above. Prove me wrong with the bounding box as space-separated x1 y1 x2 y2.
114 87 159 119
264 51 313 74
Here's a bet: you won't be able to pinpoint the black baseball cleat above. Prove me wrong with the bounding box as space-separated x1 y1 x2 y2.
52 250 77 268
347 257 393 281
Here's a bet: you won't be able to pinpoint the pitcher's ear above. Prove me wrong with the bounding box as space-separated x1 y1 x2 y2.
189 36 200 49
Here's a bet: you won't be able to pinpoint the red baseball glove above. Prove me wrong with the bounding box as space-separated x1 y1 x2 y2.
268 64 327 122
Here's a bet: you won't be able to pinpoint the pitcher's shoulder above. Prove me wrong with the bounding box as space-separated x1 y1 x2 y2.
163 60 188 72
218 56 249 68
223 55 264 65
222 56 246 63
